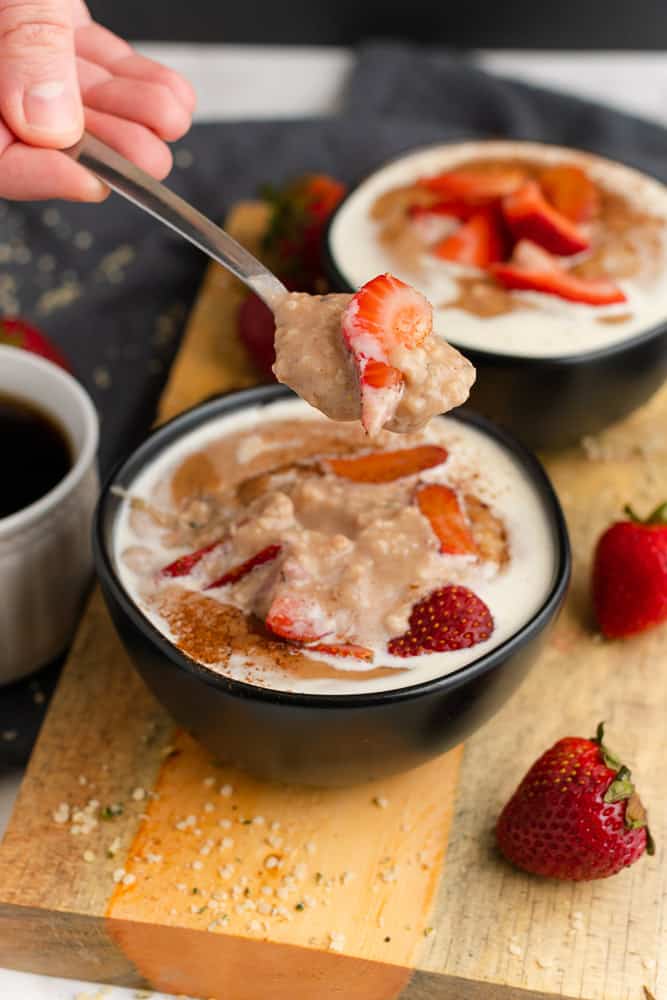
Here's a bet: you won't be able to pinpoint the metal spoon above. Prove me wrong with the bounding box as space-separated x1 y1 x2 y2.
65 132 287 310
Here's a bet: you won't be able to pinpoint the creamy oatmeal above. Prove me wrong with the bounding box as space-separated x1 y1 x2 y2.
114 399 556 695
328 141 667 358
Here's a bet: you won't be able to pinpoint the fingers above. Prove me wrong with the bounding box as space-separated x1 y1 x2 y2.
82 77 191 141
69 0 90 27
104 53 196 115
0 0 83 148
75 23 196 113
0 141 107 200
84 107 173 179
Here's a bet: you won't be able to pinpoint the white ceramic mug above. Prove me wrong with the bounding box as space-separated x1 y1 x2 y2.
0 346 99 684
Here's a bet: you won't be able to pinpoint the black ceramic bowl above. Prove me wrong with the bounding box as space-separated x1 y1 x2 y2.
324 140 667 450
94 385 570 787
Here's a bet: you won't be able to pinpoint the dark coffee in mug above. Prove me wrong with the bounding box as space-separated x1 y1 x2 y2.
0 391 72 518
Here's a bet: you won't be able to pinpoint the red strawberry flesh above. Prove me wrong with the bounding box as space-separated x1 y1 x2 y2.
432 210 505 269
502 180 589 256
327 445 447 484
496 726 652 880
492 242 626 306
205 544 282 590
309 642 374 662
416 484 477 556
341 273 433 436
160 540 224 578
265 593 333 643
361 359 404 391
417 167 525 202
540 164 600 224
388 584 493 656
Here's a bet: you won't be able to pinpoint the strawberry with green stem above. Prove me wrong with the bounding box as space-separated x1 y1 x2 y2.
593 502 667 638
238 174 346 379
496 723 653 880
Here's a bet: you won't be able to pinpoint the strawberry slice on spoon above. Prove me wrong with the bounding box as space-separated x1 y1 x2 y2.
341 273 433 436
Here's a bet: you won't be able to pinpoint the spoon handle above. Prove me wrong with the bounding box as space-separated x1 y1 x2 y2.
65 132 287 309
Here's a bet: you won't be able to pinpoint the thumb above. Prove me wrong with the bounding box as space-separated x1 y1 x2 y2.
0 0 83 148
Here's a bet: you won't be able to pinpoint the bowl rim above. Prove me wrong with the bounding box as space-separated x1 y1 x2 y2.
93 384 571 709
322 139 667 368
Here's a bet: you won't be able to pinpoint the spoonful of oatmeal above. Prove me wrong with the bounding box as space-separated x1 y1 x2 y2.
273 275 475 436
67 134 474 435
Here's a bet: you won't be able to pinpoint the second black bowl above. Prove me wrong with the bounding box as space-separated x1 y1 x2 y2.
324 140 667 450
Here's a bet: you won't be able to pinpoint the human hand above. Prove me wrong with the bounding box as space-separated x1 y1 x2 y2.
0 0 195 201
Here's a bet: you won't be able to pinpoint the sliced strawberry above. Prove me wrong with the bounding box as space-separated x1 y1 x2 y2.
361 359 404 390
540 165 600 224
432 210 505 269
341 273 433 436
408 200 477 222
309 642 374 662
159 540 224 578
388 585 494 657
205 544 282 590
417 167 525 203
265 593 334 643
492 240 626 306
327 445 447 484
416 484 477 556
237 293 277 381
0 318 71 372
502 180 589 256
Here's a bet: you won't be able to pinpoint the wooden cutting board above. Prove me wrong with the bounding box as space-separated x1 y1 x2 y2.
0 203 666 1000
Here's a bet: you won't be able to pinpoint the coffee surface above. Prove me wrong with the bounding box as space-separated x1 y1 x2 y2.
0 392 71 518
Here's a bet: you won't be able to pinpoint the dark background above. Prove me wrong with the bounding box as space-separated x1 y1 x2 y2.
87 0 667 48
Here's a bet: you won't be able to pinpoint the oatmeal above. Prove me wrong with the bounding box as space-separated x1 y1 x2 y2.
114 399 556 695
328 141 667 358
273 277 475 436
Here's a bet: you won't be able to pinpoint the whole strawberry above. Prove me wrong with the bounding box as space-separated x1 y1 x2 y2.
261 173 346 292
592 503 667 638
0 318 70 371
238 174 345 378
496 724 653 880
237 292 277 381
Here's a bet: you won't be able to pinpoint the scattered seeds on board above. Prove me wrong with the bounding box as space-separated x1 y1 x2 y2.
36 280 81 315
93 366 112 389
174 148 194 169
329 931 345 953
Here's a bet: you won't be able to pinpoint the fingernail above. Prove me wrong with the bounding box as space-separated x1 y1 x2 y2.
23 80 81 134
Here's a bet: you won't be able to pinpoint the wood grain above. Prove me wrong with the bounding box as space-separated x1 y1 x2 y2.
0 202 665 1000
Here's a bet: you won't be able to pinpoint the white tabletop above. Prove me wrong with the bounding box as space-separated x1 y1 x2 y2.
2 43 666 1000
